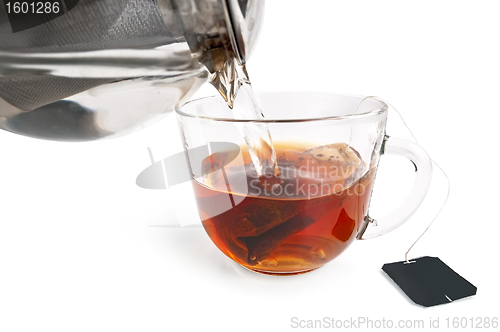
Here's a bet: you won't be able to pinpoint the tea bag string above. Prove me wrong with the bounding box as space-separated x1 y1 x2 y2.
354 96 451 263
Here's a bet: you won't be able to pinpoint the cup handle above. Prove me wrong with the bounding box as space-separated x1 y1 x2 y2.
357 135 433 239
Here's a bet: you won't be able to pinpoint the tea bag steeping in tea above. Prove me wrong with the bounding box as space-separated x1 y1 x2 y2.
195 142 365 266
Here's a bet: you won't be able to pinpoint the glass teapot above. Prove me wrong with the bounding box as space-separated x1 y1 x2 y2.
0 0 264 141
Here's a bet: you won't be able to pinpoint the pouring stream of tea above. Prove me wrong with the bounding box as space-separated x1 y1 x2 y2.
210 58 279 180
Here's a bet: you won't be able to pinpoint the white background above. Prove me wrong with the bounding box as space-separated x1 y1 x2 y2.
1 1 499 331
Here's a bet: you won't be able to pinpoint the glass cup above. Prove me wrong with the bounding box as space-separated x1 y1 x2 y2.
176 92 432 275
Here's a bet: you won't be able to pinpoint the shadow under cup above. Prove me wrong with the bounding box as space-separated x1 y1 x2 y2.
176 92 429 275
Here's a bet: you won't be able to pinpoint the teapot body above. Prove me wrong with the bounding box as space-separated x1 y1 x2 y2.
0 0 264 141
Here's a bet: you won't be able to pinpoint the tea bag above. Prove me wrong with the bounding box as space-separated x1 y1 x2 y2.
277 142 362 189
200 142 362 265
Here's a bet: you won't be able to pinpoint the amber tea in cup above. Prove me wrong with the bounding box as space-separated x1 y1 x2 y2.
193 142 377 274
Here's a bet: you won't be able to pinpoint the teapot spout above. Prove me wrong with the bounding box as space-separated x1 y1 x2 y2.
209 57 251 109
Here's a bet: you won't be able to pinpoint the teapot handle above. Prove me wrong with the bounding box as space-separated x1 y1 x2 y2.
357 136 433 239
